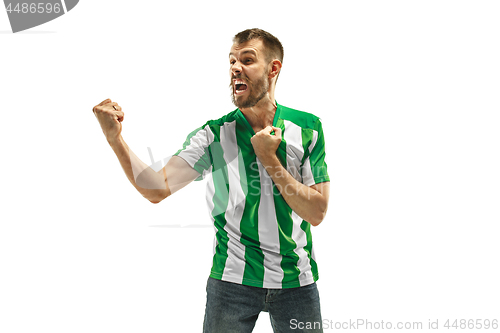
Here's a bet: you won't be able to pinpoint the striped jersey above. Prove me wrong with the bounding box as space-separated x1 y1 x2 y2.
174 102 329 289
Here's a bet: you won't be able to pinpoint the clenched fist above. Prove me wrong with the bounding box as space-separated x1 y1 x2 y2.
92 98 124 143
251 126 282 164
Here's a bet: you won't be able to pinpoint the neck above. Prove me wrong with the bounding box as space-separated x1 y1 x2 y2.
240 90 277 132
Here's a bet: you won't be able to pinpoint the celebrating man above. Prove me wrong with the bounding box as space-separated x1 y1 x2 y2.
93 28 330 333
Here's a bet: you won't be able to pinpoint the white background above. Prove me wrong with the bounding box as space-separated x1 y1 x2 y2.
1 1 499 332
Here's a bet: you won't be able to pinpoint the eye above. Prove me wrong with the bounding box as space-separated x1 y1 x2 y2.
230 60 236 65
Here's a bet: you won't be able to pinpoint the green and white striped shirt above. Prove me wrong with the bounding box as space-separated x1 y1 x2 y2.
174 103 329 289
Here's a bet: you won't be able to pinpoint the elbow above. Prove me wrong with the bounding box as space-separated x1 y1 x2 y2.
147 189 170 204
308 211 326 226
308 203 328 227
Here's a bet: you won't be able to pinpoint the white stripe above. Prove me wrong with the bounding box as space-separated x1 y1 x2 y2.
61 0 68 13
257 159 284 288
205 167 217 255
219 121 246 283
291 211 314 286
283 120 304 182
177 125 214 171
309 130 319 154
283 120 315 285
301 129 319 186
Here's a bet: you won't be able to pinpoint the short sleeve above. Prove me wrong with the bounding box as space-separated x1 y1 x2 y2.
301 119 330 186
173 124 214 181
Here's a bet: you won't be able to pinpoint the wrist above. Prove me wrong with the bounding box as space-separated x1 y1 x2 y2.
107 135 124 149
259 153 280 168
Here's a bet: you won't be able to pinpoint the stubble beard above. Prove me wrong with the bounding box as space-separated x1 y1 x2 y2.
230 72 269 109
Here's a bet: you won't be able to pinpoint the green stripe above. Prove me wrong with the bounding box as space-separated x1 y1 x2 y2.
310 120 330 184
301 221 319 279
236 119 265 287
275 118 287 166
300 127 313 165
301 122 321 280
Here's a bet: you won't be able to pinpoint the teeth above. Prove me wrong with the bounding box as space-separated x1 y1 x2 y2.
234 79 247 94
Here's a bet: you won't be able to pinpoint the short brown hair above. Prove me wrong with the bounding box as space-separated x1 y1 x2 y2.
233 28 284 64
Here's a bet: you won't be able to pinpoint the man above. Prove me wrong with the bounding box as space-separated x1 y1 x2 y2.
93 28 330 333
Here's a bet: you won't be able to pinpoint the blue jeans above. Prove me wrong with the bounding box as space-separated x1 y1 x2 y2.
203 277 323 332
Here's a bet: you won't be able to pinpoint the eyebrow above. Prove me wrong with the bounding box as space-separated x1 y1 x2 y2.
229 49 258 58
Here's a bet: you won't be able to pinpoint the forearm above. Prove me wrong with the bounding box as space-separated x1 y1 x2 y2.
108 135 169 203
260 156 327 226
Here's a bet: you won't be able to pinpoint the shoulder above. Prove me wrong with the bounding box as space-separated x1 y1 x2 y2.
278 104 322 130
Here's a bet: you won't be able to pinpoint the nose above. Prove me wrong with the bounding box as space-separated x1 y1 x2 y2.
231 61 242 76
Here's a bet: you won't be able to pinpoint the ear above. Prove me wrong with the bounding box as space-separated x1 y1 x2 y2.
268 59 282 79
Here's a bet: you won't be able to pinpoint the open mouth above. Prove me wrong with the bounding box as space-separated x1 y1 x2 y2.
234 79 248 95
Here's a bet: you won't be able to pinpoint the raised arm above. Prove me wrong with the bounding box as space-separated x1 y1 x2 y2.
92 99 200 203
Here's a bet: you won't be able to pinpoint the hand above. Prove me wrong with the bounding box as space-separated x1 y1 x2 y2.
92 98 124 143
250 126 282 163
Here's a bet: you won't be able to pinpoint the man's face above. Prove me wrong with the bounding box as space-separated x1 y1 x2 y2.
229 39 270 109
